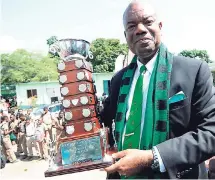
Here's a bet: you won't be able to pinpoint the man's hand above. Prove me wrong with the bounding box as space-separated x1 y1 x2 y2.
104 149 153 176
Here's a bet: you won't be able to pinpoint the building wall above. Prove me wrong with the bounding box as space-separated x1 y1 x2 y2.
16 72 115 106
93 72 114 97
16 81 62 106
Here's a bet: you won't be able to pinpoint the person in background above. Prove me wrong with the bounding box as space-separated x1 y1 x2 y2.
25 116 39 160
1 99 8 116
35 117 48 160
53 111 65 152
42 107 55 142
0 109 3 117
9 114 18 145
0 116 18 163
26 109 32 119
10 109 15 116
0 129 7 169
16 109 23 120
17 114 28 159
102 92 108 106
5 99 10 109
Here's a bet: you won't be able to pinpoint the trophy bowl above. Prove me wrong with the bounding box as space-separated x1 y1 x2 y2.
49 38 93 61
44 38 116 177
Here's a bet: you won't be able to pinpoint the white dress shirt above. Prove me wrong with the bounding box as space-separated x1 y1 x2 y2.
25 123 36 137
122 53 166 173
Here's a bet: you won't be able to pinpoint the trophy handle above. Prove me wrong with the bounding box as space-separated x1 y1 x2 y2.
88 50 93 59
49 42 60 56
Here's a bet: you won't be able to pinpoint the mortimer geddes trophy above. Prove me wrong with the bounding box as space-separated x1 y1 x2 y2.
44 38 115 177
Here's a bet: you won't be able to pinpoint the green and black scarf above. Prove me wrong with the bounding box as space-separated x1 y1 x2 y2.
114 43 173 179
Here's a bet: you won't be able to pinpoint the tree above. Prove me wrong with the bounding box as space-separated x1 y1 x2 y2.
179 49 212 63
1 49 58 84
89 38 128 73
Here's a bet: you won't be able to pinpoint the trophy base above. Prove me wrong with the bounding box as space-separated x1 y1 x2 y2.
44 160 112 177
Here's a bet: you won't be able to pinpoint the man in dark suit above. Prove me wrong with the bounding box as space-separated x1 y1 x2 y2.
101 1 215 179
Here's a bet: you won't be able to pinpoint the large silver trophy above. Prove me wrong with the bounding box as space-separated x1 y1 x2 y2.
44 38 115 177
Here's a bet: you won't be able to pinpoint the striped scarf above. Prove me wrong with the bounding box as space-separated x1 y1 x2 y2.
114 43 173 179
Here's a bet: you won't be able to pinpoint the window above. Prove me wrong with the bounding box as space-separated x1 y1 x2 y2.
27 89 37 98
51 96 58 103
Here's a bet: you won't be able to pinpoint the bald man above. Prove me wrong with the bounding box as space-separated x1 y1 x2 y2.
101 0 215 179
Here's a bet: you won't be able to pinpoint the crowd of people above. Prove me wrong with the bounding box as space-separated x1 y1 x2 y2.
0 106 65 167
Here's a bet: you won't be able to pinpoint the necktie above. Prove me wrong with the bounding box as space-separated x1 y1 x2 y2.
122 65 146 150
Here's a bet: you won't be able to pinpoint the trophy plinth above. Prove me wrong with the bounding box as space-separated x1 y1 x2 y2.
45 39 116 177
44 131 114 177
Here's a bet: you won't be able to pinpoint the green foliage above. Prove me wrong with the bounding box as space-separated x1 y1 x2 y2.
1 38 128 84
1 49 58 84
179 49 212 63
89 38 128 72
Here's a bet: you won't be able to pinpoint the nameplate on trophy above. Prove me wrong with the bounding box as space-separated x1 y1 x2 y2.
60 135 103 166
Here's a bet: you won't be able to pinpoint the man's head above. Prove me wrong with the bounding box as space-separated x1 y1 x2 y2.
43 107 49 113
19 114 26 121
59 111 64 118
10 109 15 115
18 109 23 113
123 0 162 61
27 109 32 115
10 114 15 121
26 116 31 125
1 116 9 122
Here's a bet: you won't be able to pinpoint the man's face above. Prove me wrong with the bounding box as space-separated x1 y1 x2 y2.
20 116 25 121
59 112 64 118
26 119 30 125
124 2 162 59
10 115 15 121
5 116 9 122
44 108 48 113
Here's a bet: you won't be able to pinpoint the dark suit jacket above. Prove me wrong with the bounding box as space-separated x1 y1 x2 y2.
100 55 215 179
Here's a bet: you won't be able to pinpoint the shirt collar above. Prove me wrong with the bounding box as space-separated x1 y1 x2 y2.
137 52 158 74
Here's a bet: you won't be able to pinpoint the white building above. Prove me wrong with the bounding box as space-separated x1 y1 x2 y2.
16 72 114 106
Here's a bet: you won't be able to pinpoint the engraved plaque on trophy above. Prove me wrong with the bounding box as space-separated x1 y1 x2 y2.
44 38 115 177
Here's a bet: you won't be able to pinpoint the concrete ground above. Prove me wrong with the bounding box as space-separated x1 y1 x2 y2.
0 145 107 180
0 158 107 180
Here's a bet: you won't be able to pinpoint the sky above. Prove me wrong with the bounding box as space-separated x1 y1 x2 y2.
1 0 215 60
